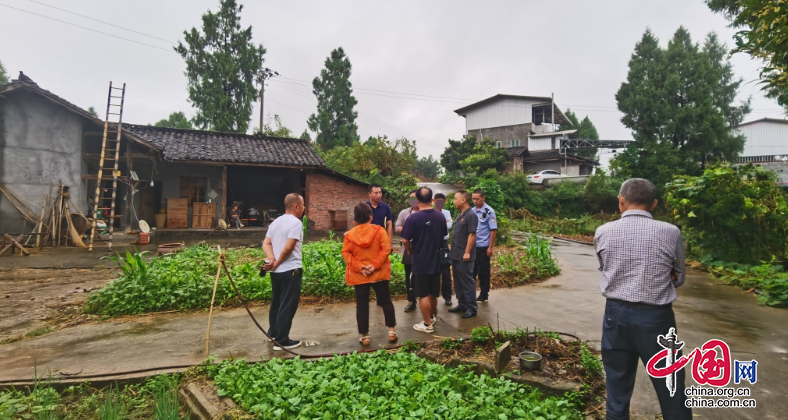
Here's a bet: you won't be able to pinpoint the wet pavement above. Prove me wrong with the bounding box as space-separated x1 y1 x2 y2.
0 239 786 418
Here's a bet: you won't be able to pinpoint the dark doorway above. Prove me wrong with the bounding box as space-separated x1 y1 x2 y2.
226 166 305 225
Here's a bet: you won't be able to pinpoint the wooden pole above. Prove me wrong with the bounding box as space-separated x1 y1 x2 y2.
220 165 227 221
34 194 48 248
63 200 87 248
56 185 63 247
205 246 225 357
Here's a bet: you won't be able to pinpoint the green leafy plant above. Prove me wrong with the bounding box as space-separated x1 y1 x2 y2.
666 164 788 264
580 343 602 378
208 351 581 419
470 326 493 344
440 338 464 350
86 241 406 316
98 383 124 420
703 257 788 307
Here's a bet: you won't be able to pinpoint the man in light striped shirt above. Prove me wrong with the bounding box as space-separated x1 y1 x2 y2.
594 178 692 420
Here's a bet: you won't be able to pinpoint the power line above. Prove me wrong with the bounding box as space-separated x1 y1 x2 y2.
0 3 174 53
26 0 176 44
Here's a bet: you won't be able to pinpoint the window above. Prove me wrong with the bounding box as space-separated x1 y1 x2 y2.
494 141 501 148
180 176 207 206
511 139 520 147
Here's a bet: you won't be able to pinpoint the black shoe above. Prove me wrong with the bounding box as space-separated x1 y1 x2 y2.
444 298 452 306
404 302 416 312
273 339 301 351
476 296 488 303
462 310 477 318
448 307 464 313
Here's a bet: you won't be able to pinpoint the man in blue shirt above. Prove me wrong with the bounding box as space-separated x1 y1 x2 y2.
366 184 394 250
472 188 497 303
401 187 448 334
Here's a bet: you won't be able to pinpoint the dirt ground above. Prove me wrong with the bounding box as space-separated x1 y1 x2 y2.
0 267 117 342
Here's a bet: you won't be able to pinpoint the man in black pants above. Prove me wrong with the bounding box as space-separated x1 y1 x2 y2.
395 190 419 312
595 178 692 419
471 189 497 303
262 193 306 351
433 193 453 306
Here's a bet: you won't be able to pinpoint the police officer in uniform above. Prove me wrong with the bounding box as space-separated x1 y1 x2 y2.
471 188 497 303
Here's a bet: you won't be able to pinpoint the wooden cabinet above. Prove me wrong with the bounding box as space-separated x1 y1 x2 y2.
166 198 188 229
192 202 217 228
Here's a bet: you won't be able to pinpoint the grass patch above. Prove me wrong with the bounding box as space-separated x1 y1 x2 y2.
0 374 186 419
494 234 560 286
701 257 788 307
84 239 406 317
24 326 54 338
204 351 583 419
508 210 616 240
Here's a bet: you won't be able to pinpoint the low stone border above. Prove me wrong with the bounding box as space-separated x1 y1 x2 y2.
179 379 236 420
416 348 583 398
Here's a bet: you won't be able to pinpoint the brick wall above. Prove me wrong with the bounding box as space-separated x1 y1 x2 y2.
306 171 368 230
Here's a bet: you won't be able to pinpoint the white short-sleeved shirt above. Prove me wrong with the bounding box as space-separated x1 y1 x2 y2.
265 214 303 273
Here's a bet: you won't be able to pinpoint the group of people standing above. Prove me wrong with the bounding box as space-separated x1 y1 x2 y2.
258 184 499 349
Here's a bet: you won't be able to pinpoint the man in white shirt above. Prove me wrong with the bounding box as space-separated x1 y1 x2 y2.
262 193 305 351
433 193 454 306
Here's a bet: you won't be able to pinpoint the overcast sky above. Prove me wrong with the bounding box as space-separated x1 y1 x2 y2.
1 0 784 159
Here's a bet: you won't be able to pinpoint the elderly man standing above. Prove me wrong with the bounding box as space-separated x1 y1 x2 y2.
262 193 305 351
594 178 692 420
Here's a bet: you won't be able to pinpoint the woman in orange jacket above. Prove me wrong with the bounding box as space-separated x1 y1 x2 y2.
341 202 397 346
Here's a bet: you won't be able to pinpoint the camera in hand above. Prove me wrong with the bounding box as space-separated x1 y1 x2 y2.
259 260 271 277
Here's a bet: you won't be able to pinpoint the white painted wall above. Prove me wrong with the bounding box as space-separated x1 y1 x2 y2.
465 97 536 130
529 137 553 151
738 120 788 157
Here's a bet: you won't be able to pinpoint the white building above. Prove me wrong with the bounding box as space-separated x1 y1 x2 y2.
454 94 597 175
736 118 788 185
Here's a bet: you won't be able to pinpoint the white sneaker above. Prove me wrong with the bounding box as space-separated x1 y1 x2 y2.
430 314 437 325
413 322 434 333
273 339 301 351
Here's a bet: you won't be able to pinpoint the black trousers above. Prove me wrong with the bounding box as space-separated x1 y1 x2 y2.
404 263 415 302
355 281 396 334
268 268 303 343
601 299 692 420
440 240 453 299
473 246 491 298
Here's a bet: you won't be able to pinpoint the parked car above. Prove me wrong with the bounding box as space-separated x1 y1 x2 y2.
526 170 568 185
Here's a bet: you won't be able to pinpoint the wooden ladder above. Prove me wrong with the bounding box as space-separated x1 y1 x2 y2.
88 82 126 252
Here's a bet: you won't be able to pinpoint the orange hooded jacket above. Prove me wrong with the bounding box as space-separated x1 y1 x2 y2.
341 223 392 286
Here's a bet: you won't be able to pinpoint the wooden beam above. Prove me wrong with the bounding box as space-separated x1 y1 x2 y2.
221 165 227 220
82 153 157 161
82 174 128 181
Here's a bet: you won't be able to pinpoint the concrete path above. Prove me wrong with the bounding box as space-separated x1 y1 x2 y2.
1 240 786 419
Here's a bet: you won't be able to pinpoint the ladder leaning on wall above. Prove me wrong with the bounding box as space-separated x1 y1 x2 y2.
88 82 126 252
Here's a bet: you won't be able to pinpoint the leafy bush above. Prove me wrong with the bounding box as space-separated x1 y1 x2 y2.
470 326 494 343
666 164 788 264
496 234 561 284
508 210 614 238
703 257 788 307
470 178 505 213
206 351 581 419
582 169 623 214
86 240 406 316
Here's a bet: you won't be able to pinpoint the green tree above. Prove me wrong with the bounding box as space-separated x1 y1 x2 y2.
707 0 788 111
153 111 193 129
300 129 311 141
87 107 99 117
324 136 416 179
0 60 9 85
175 0 266 133
255 114 292 137
614 28 750 191
414 155 442 180
440 135 510 176
559 109 600 159
308 47 359 151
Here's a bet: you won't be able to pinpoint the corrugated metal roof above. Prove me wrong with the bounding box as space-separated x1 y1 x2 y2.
529 129 578 139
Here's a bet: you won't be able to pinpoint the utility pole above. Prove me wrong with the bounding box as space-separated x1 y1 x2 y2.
256 68 279 133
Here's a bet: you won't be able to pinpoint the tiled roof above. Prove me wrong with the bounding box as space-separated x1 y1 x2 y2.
122 124 326 168
505 146 529 157
0 76 103 125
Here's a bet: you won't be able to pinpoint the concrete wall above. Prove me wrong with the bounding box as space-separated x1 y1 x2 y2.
467 123 532 148
0 91 87 234
306 171 367 230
